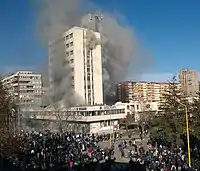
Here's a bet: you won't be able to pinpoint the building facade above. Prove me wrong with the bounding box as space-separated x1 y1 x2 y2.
179 69 199 97
21 101 159 134
22 102 129 134
116 81 178 103
2 71 42 106
49 26 103 105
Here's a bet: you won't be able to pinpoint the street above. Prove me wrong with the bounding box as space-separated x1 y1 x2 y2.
99 137 148 163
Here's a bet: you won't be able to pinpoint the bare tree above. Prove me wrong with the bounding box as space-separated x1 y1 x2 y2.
51 103 74 133
24 118 39 130
0 76 22 157
139 110 156 127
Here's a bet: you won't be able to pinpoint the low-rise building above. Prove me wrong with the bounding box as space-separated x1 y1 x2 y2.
21 101 160 134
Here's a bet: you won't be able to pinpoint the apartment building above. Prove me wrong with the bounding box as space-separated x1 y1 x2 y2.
116 81 179 103
179 69 199 97
49 26 103 105
2 71 42 106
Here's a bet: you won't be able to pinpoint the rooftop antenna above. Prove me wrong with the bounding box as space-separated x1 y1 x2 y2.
88 13 103 32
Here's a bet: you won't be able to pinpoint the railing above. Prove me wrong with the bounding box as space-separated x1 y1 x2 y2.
22 111 126 122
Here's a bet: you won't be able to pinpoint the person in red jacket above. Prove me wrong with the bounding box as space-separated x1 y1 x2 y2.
88 147 93 157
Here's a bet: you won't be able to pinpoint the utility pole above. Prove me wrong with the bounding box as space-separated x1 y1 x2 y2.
17 73 21 134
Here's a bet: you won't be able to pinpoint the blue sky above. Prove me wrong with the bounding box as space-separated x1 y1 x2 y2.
0 0 200 81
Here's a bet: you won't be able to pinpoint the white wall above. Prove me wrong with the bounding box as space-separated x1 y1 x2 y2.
73 28 85 102
92 32 103 104
89 120 119 134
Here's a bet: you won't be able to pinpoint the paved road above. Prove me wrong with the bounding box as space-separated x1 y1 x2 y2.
99 138 148 163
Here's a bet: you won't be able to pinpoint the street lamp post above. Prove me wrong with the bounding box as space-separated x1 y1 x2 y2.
109 113 112 147
179 102 191 167
109 112 115 148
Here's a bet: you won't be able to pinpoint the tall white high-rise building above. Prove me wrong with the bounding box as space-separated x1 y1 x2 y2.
49 26 103 105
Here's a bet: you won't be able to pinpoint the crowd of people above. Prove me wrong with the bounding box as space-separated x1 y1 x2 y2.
119 138 198 171
5 131 115 170
0 130 199 171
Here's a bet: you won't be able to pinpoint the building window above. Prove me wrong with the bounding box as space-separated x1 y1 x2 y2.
70 59 74 63
88 85 91 89
146 104 150 109
66 44 69 48
65 35 69 40
70 50 73 55
70 42 73 46
69 33 73 38
66 52 69 56
71 68 74 72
